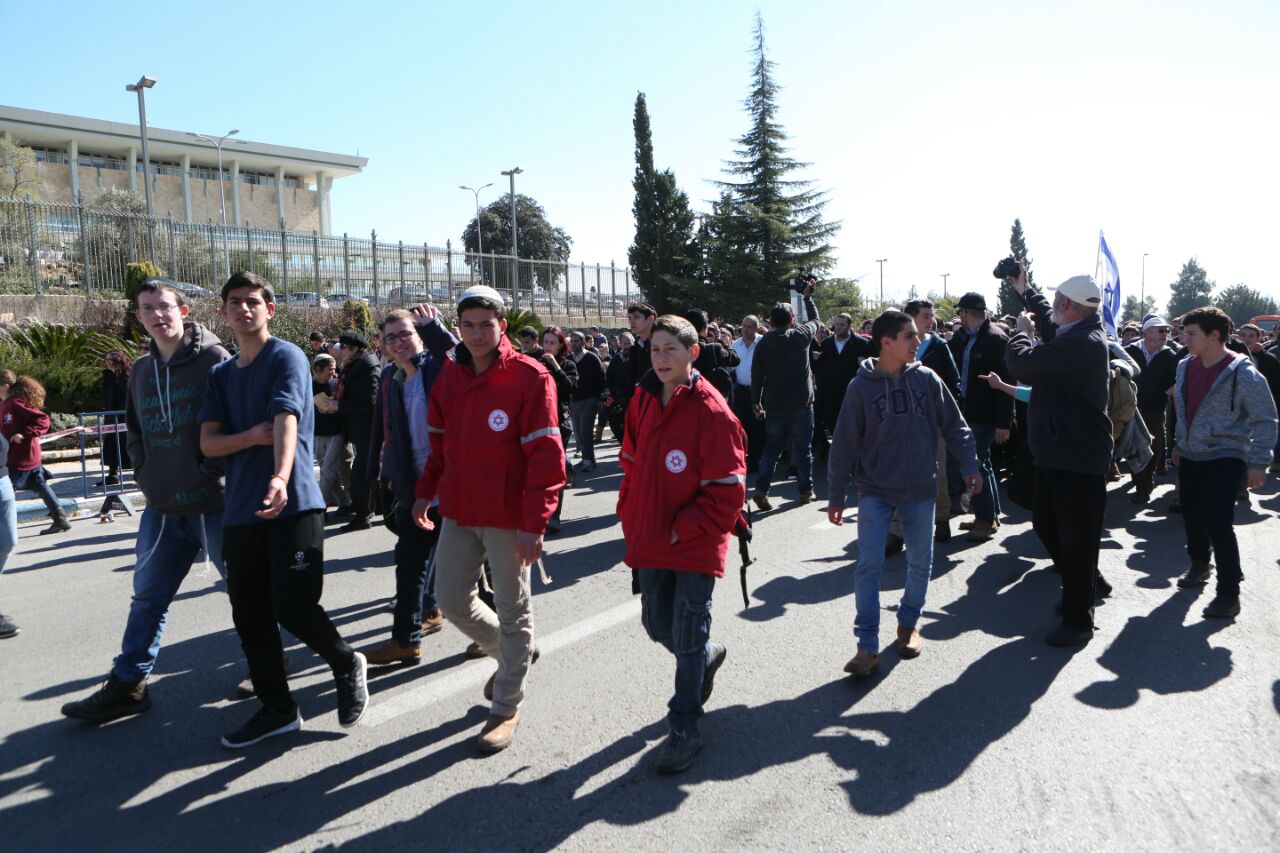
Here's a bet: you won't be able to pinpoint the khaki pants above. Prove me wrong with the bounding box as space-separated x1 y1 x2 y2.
433 518 533 716
890 437 951 536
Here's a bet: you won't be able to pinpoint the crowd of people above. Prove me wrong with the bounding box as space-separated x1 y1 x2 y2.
0 261 1276 774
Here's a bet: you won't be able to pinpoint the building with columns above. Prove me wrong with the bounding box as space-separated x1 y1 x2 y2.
0 104 366 234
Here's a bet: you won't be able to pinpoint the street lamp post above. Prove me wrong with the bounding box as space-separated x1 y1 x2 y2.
459 182 494 283
876 258 888 309
125 76 156 217
500 167 523 309
941 273 950 299
188 130 243 279
1141 252 1149 310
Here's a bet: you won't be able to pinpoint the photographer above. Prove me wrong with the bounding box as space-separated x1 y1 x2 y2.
750 280 820 510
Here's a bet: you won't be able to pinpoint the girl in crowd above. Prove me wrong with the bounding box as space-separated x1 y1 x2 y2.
1 376 69 535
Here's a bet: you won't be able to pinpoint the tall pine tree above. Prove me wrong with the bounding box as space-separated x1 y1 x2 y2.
1167 257 1215 318
707 13 839 318
628 92 699 314
997 218 1037 316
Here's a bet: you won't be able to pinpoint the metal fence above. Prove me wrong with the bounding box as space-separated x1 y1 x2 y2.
0 198 637 320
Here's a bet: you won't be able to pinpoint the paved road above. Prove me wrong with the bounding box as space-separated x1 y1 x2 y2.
3 441 1278 851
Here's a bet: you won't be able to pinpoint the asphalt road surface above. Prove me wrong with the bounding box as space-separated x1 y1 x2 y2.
3 442 1278 851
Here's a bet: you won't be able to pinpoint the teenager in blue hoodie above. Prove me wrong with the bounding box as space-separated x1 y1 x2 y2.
827 310 981 677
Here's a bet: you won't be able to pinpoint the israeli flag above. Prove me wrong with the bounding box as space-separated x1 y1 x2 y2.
1096 231 1121 338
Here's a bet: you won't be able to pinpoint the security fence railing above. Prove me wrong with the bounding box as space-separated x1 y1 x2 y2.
0 198 636 320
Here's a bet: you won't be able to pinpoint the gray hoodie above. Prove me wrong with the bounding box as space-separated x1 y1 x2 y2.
828 358 979 506
126 322 231 514
1174 352 1277 469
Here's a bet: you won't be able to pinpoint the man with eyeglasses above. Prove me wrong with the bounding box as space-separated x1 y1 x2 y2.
362 306 459 666
63 278 233 724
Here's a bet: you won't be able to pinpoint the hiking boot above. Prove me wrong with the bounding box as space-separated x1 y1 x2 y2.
752 491 772 512
934 519 951 543
884 533 905 556
967 520 998 542
334 652 369 727
1046 623 1094 647
41 513 72 535
655 728 702 774
0 614 18 639
464 641 487 659
701 643 727 705
220 705 302 749
797 491 816 505
421 609 445 636
476 711 520 753
1129 491 1150 505
843 650 879 678
1177 561 1213 588
365 639 421 667
483 646 540 701
339 516 371 534
896 626 923 659
62 675 151 722
1203 593 1240 619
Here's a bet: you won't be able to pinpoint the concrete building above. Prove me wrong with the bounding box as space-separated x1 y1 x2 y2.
0 104 367 235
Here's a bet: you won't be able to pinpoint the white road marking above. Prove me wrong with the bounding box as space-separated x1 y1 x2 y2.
363 598 641 727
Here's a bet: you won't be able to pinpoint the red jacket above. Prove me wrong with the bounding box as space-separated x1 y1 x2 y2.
618 370 746 576
1 397 49 473
415 335 565 534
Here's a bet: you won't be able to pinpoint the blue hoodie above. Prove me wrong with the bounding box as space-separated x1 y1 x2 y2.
828 358 979 507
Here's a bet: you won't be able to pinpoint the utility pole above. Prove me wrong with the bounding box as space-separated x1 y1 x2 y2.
1141 252 1149 309
876 258 887 308
500 166 523 309
941 273 950 298
125 76 156 216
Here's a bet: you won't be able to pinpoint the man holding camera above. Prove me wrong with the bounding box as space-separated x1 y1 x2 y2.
1004 264 1113 647
751 281 820 511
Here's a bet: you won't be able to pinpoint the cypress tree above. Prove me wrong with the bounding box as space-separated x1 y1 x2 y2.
998 218 1037 316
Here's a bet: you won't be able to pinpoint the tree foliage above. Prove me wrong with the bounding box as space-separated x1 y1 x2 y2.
1166 257 1215 319
705 13 840 319
812 277 865 322
461 194 572 290
0 138 40 200
628 92 700 314
1213 284 1277 326
1120 294 1158 324
997 218 1037 316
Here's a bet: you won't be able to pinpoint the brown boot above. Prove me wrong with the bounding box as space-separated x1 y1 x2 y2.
421 609 445 636
464 641 487 659
843 649 879 678
896 626 923 659
364 639 421 667
966 520 997 542
476 711 520 753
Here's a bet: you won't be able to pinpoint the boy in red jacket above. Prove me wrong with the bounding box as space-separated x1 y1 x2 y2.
412 285 564 754
618 315 746 774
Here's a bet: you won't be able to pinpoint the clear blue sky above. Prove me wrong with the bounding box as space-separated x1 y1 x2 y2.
3 0 1276 311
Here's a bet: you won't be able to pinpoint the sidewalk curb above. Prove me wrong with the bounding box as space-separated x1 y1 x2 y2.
17 491 146 526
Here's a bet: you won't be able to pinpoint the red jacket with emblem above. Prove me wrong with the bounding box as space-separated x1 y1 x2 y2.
415 335 565 534
1 396 50 473
618 370 747 576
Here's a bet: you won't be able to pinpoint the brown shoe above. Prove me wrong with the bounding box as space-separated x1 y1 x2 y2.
421 609 445 636
966 520 997 542
896 626 923 659
843 650 879 678
464 641 487 659
476 711 520 753
364 639 421 667
797 491 817 505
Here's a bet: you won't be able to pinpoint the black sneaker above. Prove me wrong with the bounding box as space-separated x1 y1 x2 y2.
655 728 702 774
339 516 372 534
335 652 369 727
1202 594 1240 619
220 705 303 749
1177 561 1213 588
62 675 151 722
701 643 727 705
752 492 772 512
0 614 18 639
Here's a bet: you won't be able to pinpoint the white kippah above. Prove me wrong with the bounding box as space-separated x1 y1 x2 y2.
457 285 504 307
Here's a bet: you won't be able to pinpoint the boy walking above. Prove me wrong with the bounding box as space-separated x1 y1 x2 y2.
62 280 232 722
827 310 980 677
618 315 746 774
1172 307 1277 618
199 272 368 748
411 285 564 753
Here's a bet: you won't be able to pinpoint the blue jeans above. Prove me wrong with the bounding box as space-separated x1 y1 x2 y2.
968 423 1001 522
637 568 716 733
854 496 935 653
0 476 16 575
112 508 225 683
12 467 62 518
754 408 814 496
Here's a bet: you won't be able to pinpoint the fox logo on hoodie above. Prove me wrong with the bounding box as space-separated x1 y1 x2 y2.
872 386 927 423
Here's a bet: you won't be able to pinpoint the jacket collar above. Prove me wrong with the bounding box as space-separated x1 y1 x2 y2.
453 334 518 373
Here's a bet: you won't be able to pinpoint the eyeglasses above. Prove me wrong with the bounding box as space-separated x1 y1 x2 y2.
383 331 417 345
138 303 180 315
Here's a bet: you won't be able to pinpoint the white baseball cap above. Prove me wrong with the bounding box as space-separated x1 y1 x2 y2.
1054 275 1102 307
1141 316 1171 331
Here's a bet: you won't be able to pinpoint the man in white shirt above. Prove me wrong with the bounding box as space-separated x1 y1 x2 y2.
731 315 764 473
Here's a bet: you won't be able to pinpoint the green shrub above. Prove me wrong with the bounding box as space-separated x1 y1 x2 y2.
124 261 165 309
339 299 374 336
505 308 544 343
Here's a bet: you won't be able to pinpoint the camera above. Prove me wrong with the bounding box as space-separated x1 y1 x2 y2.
992 257 1021 280
790 270 818 293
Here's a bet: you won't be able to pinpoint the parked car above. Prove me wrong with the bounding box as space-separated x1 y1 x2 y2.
288 291 329 308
